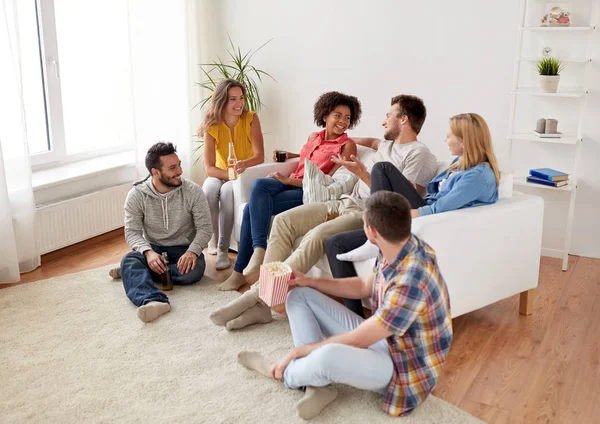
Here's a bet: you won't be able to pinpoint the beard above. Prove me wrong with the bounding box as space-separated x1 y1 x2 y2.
159 173 182 188
384 127 400 141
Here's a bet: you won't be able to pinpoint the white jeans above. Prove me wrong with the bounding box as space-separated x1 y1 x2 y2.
202 177 234 250
283 287 393 395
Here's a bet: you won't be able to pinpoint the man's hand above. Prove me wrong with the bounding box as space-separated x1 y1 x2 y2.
271 345 313 380
177 251 198 274
331 154 367 178
288 269 313 288
144 250 167 274
268 172 291 185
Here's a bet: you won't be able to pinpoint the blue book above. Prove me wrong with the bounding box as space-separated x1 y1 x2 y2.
526 176 568 187
529 168 569 182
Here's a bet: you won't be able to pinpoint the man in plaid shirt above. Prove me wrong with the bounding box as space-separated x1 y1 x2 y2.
238 191 453 419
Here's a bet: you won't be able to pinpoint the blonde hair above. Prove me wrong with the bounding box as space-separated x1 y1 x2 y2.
198 79 247 137
448 113 500 187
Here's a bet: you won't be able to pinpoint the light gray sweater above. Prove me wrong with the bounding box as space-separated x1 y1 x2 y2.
124 177 212 256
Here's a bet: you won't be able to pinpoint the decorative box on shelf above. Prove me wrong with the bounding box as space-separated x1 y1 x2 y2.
540 6 571 27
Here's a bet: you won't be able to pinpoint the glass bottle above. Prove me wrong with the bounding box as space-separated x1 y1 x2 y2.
161 252 173 291
227 142 238 181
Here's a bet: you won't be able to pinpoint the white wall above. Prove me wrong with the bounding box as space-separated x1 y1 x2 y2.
206 0 600 259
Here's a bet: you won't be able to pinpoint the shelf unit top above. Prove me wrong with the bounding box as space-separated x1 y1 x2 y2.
509 133 580 145
514 177 574 192
511 88 587 98
518 57 592 64
521 26 594 32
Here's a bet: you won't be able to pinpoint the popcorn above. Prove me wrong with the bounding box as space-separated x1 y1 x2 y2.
259 261 292 307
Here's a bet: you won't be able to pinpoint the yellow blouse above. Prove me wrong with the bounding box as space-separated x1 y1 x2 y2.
207 111 256 171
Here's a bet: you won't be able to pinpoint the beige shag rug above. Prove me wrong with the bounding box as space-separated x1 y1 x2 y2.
0 266 481 424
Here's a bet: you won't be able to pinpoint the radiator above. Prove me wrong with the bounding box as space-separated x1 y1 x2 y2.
36 184 131 254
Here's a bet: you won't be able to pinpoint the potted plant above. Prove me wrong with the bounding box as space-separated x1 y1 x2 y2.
192 37 274 163
536 57 564 93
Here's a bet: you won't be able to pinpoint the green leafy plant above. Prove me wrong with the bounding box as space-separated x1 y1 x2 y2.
194 36 275 112
192 36 275 166
536 57 564 76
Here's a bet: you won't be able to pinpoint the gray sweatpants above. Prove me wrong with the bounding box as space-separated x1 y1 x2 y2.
202 177 234 251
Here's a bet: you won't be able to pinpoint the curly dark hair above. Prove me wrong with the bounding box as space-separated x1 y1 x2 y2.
313 91 362 129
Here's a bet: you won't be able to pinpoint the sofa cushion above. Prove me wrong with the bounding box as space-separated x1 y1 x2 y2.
302 160 358 204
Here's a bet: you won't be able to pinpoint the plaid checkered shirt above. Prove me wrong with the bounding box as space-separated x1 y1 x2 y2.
371 234 453 416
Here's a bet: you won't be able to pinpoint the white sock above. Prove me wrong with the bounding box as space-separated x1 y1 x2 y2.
336 240 379 262
137 301 171 323
207 235 218 255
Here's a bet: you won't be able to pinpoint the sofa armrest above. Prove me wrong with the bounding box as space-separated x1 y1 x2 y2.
232 158 300 211
410 194 544 317
353 194 544 318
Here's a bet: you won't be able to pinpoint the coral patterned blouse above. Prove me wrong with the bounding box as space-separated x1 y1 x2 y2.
289 130 352 179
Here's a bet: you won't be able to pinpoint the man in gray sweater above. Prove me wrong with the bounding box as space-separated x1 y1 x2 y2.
114 142 212 322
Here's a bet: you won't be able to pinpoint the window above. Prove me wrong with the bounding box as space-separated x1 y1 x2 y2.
21 0 136 168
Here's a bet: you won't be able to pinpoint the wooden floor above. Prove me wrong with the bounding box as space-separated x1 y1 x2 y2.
5 230 599 424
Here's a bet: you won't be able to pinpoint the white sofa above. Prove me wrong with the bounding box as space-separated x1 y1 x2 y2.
231 146 544 318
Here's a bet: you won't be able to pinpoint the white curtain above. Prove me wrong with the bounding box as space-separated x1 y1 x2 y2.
0 0 40 284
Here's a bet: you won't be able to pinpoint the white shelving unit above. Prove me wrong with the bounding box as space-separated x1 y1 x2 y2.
507 0 598 271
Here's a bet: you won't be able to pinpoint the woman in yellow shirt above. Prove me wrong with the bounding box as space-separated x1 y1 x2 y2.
199 79 265 270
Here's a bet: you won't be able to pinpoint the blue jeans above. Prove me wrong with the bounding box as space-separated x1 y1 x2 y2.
234 178 303 273
121 244 206 306
283 287 393 394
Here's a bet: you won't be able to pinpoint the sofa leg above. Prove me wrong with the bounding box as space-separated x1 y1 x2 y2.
519 289 535 316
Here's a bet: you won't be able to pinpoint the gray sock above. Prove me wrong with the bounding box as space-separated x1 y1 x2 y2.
243 247 265 277
217 271 247 291
108 266 121 279
296 386 338 420
225 301 273 331
209 289 259 326
216 250 231 270
237 351 273 378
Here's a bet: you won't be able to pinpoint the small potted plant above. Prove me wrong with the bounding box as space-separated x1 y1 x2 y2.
536 57 564 93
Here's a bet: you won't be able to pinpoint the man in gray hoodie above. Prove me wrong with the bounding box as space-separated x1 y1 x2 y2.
114 142 212 322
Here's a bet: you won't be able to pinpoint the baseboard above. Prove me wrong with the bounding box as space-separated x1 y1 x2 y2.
541 247 563 259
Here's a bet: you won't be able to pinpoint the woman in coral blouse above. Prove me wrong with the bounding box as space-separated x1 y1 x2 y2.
218 91 362 291
200 79 265 270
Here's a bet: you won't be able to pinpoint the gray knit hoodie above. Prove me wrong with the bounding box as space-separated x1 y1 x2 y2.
124 177 212 256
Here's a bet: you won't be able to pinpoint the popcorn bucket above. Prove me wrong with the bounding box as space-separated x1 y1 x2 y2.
258 262 292 307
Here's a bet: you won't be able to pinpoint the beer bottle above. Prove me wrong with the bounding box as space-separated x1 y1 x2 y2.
227 142 238 181
161 252 173 291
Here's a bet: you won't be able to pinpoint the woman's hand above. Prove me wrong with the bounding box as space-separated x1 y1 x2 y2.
268 172 291 185
272 150 288 162
234 160 246 175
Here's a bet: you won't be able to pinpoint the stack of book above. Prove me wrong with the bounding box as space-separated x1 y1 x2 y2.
527 168 569 187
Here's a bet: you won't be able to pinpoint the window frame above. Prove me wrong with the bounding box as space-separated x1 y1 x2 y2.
29 0 135 171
